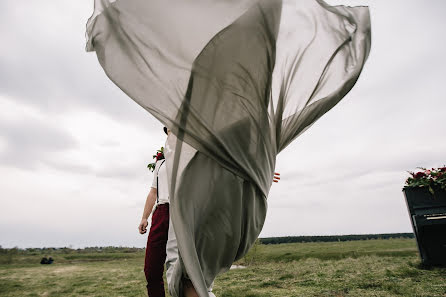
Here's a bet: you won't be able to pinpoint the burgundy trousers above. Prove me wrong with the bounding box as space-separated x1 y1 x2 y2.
144 203 170 297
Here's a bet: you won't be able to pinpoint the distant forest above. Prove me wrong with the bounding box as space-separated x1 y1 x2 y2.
259 233 415 245
0 233 416 253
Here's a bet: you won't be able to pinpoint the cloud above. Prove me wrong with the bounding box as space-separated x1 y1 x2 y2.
0 96 164 179
0 111 79 170
0 1 150 125
1 0 446 247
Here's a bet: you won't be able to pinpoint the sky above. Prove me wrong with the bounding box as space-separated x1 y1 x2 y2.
0 0 445 248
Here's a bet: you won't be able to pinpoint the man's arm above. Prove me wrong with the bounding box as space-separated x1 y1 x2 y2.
138 187 157 234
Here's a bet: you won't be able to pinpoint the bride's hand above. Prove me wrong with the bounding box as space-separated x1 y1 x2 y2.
273 172 280 183
139 219 148 234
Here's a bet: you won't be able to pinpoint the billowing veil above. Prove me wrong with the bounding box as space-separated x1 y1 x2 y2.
86 0 371 296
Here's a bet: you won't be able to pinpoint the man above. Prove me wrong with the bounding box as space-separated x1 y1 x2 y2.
139 127 170 297
139 127 205 297
140 127 281 297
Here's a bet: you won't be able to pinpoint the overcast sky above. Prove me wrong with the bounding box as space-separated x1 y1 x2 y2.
1 0 445 248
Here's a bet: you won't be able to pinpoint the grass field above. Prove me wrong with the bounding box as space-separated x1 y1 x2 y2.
1 239 445 297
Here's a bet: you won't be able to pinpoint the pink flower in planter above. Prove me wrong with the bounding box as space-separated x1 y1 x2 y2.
425 170 432 175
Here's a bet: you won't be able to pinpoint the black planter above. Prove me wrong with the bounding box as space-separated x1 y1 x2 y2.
403 187 446 266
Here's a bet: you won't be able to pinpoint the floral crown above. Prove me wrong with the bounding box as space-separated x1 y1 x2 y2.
147 147 165 172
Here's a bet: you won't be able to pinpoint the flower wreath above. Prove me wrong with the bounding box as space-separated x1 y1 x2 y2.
147 147 165 172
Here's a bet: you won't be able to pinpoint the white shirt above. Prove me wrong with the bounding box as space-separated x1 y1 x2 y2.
151 159 169 205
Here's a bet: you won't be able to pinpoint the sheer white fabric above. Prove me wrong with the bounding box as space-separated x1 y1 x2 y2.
86 0 371 295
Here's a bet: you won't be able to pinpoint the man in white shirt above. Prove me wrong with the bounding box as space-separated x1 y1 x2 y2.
139 128 212 297
140 128 280 297
138 127 170 297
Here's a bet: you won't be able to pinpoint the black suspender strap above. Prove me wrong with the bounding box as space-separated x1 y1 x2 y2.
156 160 166 204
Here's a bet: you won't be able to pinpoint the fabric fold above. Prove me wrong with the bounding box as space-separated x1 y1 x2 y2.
86 0 371 295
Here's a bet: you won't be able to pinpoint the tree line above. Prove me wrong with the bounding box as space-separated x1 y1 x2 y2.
259 233 415 245
0 233 415 253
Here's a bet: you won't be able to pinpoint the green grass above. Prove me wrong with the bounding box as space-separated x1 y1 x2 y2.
237 238 418 264
1 239 446 297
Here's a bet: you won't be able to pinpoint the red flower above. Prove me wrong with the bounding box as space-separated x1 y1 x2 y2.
156 152 164 161
440 167 446 172
414 172 426 179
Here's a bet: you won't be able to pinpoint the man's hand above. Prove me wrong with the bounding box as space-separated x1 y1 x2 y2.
139 219 149 234
273 172 280 183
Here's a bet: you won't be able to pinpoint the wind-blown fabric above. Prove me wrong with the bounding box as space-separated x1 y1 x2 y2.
86 0 371 296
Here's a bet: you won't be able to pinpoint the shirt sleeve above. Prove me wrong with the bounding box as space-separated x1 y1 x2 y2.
151 161 159 189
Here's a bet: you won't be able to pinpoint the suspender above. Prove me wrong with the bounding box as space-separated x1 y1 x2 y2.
156 160 166 204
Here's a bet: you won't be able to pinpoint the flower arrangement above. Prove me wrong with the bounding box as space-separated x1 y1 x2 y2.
404 166 446 194
147 147 165 172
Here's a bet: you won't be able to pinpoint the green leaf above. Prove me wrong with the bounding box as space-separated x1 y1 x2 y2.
428 186 435 196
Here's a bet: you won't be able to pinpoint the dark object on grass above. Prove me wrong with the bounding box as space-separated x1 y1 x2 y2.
40 257 54 264
403 187 446 266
